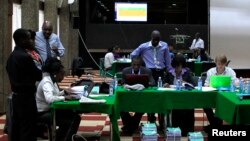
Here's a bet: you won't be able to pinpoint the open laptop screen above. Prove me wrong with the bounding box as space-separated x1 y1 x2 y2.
124 74 149 88
210 75 231 88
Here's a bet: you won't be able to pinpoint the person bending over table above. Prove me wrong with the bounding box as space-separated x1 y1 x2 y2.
131 30 171 127
163 54 195 136
203 54 238 132
120 56 155 134
36 57 81 141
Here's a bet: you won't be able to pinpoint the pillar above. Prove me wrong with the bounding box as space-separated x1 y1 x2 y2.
44 0 58 33
21 0 39 31
0 0 12 113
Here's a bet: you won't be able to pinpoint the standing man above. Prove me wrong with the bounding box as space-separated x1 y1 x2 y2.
189 32 204 59
35 20 65 62
131 30 171 127
6 28 42 141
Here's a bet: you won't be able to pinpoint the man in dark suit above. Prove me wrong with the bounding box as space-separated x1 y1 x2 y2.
120 56 155 134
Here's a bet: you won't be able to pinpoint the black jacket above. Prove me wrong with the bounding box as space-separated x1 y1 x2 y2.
122 66 155 86
164 68 194 86
6 46 42 94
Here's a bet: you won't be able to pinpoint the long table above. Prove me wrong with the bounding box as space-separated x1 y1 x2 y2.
115 87 250 125
50 95 120 141
50 87 250 141
115 87 217 114
215 92 250 125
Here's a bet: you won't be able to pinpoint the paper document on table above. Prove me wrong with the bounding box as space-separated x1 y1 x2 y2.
68 86 85 94
157 87 175 91
79 96 106 103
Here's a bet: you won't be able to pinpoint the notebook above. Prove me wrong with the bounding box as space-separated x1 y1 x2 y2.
124 74 149 88
210 75 231 89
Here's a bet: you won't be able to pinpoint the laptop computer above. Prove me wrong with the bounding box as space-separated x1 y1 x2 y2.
124 74 149 88
210 75 231 89
69 79 95 99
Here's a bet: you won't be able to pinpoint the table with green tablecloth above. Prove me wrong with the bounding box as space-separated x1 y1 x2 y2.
111 61 131 76
50 95 120 141
114 86 218 114
186 62 216 76
215 92 250 125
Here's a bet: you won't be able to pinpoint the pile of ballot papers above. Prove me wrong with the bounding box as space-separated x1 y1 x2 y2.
166 127 182 141
188 132 204 141
140 123 158 141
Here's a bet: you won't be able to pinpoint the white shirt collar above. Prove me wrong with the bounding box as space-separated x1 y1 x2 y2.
148 41 162 48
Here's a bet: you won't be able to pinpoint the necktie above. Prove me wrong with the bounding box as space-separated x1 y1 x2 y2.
46 39 51 59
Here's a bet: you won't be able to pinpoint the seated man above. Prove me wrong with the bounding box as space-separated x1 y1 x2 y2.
189 32 204 59
203 54 238 132
120 56 155 134
104 45 120 71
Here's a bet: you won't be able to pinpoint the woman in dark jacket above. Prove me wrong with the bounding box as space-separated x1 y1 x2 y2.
163 53 195 136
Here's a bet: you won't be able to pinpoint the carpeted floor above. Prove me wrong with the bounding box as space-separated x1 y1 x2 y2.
0 110 208 141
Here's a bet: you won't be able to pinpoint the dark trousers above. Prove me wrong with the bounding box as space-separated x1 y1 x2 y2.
8 93 37 141
204 108 223 126
38 110 81 141
148 68 165 125
120 111 144 130
171 109 195 136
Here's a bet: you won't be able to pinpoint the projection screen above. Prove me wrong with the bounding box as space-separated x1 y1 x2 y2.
210 0 250 69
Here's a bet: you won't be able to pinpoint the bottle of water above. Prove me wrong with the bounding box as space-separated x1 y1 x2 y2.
198 77 202 91
197 55 201 62
109 80 114 95
239 77 243 94
184 54 188 61
157 77 163 88
114 75 118 88
176 79 181 90
87 74 92 80
230 81 235 92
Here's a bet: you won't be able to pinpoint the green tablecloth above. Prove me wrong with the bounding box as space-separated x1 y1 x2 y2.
215 92 250 125
115 86 217 114
111 61 131 76
50 96 120 141
194 62 202 76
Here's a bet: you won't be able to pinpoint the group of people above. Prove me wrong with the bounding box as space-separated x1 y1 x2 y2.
5 21 81 141
6 24 238 141
119 30 238 136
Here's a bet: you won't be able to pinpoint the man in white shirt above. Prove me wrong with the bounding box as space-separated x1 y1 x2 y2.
203 54 238 133
189 32 204 58
104 46 120 70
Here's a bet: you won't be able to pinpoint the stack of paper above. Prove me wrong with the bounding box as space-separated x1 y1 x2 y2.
140 123 158 141
166 127 182 141
68 86 85 95
79 96 106 103
188 132 204 141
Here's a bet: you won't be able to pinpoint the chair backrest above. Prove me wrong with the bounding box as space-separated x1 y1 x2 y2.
71 57 85 78
201 62 216 73
193 75 206 86
226 60 231 66
99 58 105 76
186 61 195 73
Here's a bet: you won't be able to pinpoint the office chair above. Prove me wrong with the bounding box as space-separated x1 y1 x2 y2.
226 60 231 66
